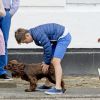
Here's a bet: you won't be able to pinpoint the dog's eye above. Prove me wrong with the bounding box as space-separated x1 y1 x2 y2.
12 64 14 66
12 64 15 66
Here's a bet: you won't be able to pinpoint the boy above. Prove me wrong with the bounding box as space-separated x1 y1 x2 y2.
15 23 71 94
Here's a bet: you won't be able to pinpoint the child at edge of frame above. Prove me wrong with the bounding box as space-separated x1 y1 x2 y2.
0 29 5 55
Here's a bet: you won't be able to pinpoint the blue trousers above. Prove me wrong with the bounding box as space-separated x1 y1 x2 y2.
0 11 11 75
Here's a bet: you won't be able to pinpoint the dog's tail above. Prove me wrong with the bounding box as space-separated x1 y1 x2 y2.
61 80 66 93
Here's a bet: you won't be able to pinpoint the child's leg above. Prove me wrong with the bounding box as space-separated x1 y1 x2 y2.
51 58 62 89
52 33 71 89
45 33 71 94
36 44 56 90
44 44 57 86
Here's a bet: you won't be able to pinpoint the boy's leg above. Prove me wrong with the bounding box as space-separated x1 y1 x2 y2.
0 11 11 76
45 33 71 94
52 33 71 89
37 44 56 91
44 44 57 86
36 78 52 91
52 58 62 89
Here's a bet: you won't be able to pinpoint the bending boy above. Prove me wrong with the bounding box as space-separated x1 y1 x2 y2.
15 23 71 95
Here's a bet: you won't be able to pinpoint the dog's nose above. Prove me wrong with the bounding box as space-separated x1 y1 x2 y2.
4 64 10 70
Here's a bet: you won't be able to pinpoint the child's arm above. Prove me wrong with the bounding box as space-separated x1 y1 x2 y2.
36 32 52 65
40 37 52 65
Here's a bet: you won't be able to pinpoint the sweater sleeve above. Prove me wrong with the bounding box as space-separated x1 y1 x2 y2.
9 0 20 16
36 32 52 65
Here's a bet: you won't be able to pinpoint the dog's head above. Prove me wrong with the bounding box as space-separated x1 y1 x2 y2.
5 60 25 77
5 60 18 70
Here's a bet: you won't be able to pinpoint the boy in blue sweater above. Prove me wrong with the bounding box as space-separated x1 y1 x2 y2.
15 23 71 94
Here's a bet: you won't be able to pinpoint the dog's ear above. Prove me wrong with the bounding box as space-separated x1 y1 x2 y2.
9 60 18 64
17 63 25 70
14 63 25 75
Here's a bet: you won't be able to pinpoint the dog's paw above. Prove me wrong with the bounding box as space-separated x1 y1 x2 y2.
25 89 33 92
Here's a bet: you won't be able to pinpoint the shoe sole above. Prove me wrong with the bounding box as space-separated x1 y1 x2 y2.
45 91 63 95
36 88 49 91
3 78 13 81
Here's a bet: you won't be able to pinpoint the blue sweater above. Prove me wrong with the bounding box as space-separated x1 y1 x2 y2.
28 23 65 64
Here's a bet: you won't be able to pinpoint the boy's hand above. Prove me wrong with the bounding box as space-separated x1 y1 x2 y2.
98 38 100 42
41 62 49 74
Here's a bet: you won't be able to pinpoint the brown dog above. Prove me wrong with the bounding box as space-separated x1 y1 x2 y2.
5 60 65 92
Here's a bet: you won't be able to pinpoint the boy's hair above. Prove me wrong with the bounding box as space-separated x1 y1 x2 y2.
15 28 28 44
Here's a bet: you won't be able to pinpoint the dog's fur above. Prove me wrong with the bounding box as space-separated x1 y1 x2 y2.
5 60 65 92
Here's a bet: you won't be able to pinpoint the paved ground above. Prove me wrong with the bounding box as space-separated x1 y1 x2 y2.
1 87 100 100
13 75 100 88
1 75 100 100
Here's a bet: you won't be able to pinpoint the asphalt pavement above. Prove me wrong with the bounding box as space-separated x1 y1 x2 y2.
0 76 100 100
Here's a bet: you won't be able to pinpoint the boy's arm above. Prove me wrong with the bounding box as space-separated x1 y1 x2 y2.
43 41 52 65
36 33 52 65
9 0 20 16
